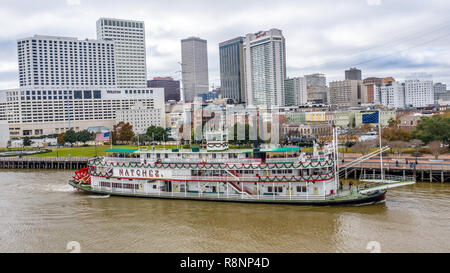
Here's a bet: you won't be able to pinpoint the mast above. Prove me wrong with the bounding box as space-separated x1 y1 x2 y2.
378 109 383 181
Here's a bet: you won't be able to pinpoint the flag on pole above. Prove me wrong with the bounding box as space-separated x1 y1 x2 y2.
96 132 110 142
362 112 379 124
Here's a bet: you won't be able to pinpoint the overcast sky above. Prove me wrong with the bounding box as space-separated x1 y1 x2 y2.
1 0 450 90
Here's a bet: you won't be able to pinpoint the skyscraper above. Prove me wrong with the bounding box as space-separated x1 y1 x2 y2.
284 77 307 106
96 18 147 88
345 68 362 80
181 37 209 102
304 73 327 104
219 37 245 103
244 29 286 107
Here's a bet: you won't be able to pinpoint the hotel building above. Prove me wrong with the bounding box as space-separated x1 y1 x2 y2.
244 29 286 107
405 73 434 108
96 18 147 88
0 87 164 137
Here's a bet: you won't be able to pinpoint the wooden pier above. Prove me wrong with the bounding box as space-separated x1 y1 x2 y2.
0 157 89 170
341 159 450 183
0 156 449 182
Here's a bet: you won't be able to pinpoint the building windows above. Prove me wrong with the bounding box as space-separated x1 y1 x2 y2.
83 90 92 99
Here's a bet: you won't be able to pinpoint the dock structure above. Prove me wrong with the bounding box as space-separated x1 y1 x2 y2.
0 156 449 183
341 159 450 183
0 157 89 170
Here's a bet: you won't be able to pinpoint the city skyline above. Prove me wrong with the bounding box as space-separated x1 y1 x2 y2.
0 0 450 90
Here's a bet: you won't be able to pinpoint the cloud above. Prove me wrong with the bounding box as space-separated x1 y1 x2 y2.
0 0 449 90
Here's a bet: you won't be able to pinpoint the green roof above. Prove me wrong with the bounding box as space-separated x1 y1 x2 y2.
261 147 302 153
105 148 138 153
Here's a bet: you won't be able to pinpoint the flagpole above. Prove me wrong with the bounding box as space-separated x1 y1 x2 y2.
110 131 112 149
378 109 383 181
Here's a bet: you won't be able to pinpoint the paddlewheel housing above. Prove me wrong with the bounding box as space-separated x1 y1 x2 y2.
73 167 91 184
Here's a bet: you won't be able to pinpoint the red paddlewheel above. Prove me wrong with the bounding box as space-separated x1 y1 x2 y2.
73 167 91 184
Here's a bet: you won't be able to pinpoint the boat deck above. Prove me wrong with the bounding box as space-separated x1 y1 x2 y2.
69 180 387 206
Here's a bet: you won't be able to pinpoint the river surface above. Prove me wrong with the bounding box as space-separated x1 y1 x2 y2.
0 170 449 253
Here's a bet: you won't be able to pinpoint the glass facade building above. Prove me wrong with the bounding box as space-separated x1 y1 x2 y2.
219 37 245 103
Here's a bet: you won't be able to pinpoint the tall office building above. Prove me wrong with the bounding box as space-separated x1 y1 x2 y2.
284 77 307 106
405 73 433 107
304 73 328 104
433 83 447 100
147 77 181 102
345 68 362 80
96 18 147 88
181 37 209 102
329 80 363 107
17 35 116 87
244 29 286 107
219 37 245 103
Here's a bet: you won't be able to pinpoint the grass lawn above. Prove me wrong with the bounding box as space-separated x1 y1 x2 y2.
26 145 139 158
24 144 184 157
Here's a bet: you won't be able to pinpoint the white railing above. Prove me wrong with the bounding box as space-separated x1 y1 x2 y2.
98 188 328 201
151 157 262 164
360 173 415 182
172 174 334 182
103 157 141 163
265 158 300 163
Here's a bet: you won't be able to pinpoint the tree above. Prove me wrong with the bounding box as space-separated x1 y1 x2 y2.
132 134 152 145
112 122 135 144
146 125 169 142
23 137 32 147
409 139 424 156
119 122 135 143
351 140 376 155
428 140 445 160
57 132 66 145
388 140 409 157
382 127 412 142
413 115 450 144
387 117 400 128
63 129 77 145
76 130 94 144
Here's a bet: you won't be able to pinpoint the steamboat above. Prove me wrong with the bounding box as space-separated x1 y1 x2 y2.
69 130 415 206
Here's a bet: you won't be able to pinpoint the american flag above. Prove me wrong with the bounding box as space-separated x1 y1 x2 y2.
362 112 379 124
96 132 110 142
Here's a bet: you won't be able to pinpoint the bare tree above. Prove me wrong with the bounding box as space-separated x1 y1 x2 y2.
351 140 377 155
388 140 409 158
409 139 424 149
428 140 444 160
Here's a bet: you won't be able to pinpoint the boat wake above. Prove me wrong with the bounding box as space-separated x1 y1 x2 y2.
46 184 76 193
88 194 110 199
